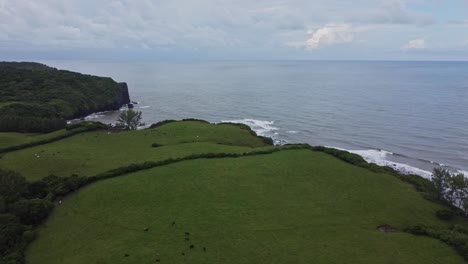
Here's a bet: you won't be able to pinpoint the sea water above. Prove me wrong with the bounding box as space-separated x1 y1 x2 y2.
42 60 468 178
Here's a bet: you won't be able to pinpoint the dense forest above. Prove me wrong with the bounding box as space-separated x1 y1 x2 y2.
0 62 130 132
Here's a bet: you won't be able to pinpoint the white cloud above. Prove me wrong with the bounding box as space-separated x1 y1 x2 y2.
0 0 465 60
287 23 367 49
402 38 426 51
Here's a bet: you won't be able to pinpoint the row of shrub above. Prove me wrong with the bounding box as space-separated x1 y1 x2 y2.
0 116 66 133
0 170 93 263
405 224 468 261
0 144 310 263
308 145 438 200
307 145 468 260
0 121 109 154
0 169 55 264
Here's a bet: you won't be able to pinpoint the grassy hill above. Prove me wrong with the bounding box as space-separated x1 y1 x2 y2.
0 121 272 180
0 62 130 132
26 149 464 264
0 120 467 263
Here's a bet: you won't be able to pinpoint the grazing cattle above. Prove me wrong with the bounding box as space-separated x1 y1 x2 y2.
155 259 160 262
189 245 194 249
172 221 176 226
203 247 206 252
185 232 190 236
185 237 189 241
181 252 185 256
144 228 149 231
124 254 129 257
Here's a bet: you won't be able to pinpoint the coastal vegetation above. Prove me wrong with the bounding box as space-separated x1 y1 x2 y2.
0 119 468 263
0 62 130 133
117 109 143 130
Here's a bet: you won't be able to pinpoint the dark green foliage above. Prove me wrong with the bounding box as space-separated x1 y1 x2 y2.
117 110 143 130
258 136 274 146
0 170 28 203
149 120 177 129
436 210 455 221
0 197 5 213
311 146 367 165
181 118 210 123
0 116 66 133
22 230 36 243
433 168 450 200
0 214 24 256
41 175 87 197
25 181 49 200
405 224 468 261
218 122 258 137
0 62 130 133
8 199 53 226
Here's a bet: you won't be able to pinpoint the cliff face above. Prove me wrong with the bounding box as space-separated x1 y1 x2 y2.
71 82 131 119
117 82 131 106
0 62 132 132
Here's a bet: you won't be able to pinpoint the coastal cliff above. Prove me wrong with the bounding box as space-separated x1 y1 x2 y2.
0 62 131 132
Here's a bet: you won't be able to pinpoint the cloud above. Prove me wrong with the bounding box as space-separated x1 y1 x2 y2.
287 24 368 49
402 38 426 51
0 0 465 60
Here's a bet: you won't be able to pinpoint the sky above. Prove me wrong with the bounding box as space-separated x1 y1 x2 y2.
1 0 468 61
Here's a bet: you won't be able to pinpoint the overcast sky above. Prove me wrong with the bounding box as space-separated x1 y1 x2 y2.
1 0 468 61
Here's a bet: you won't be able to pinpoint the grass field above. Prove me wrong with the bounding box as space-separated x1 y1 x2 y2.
0 121 271 180
26 149 464 264
0 130 68 149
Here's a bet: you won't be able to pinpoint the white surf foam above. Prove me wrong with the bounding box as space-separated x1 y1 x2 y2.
85 113 105 120
221 118 286 145
329 147 433 179
287 130 299 134
221 118 279 137
139 106 151 109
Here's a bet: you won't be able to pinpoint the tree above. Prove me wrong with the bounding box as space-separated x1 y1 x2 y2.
432 168 450 201
8 199 53 226
449 173 468 208
117 110 142 130
0 170 28 203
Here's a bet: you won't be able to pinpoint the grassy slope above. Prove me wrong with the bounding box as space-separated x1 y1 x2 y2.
27 150 464 264
0 130 68 149
0 121 270 180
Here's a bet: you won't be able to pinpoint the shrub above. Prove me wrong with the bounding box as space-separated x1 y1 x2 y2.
149 120 176 129
181 118 210 123
0 170 28 203
436 209 455 221
405 224 468 261
259 136 274 146
8 199 54 226
25 181 49 200
0 214 24 256
22 230 36 243
151 143 162 148
0 116 66 133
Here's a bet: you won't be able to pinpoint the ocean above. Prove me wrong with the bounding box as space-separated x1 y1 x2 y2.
41 60 468 178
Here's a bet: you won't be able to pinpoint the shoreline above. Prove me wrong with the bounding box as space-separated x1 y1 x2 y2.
75 110 466 179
